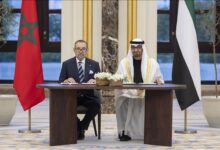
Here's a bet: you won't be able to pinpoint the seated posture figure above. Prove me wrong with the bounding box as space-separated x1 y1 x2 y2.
59 40 100 140
115 38 164 141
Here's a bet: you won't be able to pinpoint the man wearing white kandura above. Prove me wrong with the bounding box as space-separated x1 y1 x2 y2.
115 38 164 141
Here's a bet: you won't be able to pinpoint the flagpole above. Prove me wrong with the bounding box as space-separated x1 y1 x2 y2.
174 109 197 134
18 109 41 133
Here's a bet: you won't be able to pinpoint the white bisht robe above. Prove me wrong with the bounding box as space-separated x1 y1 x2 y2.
115 47 164 140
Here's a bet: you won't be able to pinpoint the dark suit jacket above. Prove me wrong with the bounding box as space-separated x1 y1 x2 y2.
59 57 100 104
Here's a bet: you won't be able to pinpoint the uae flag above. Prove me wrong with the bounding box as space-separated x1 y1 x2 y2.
172 0 201 110
13 0 45 111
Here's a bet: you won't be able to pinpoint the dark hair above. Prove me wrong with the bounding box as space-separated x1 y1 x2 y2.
74 40 88 49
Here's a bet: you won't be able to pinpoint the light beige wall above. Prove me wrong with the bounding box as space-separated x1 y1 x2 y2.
137 0 157 59
61 1 83 62
62 0 157 62
92 0 102 64
61 1 102 63
118 0 157 61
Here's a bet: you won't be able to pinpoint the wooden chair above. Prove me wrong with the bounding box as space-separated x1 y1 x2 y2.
77 90 101 139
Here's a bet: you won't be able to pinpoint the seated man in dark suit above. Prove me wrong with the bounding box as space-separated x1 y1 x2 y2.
59 40 100 140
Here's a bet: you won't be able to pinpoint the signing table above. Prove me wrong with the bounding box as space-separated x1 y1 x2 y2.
37 83 185 146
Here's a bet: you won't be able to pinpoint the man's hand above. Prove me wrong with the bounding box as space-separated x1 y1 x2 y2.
63 77 76 83
87 79 96 84
155 78 164 85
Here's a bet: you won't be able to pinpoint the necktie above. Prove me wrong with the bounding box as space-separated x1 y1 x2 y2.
78 62 84 83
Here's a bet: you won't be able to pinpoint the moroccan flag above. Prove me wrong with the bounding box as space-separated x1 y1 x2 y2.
172 0 201 110
13 0 45 111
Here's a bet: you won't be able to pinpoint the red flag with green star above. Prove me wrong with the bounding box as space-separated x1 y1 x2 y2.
13 0 45 111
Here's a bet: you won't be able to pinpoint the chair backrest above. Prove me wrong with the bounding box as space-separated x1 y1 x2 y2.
77 90 102 114
77 105 88 113
94 90 102 104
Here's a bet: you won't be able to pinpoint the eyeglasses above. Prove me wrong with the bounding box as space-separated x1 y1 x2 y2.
75 47 87 51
